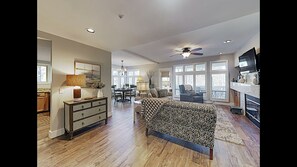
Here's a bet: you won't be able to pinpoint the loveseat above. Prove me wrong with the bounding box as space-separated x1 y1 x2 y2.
147 88 172 100
141 98 217 160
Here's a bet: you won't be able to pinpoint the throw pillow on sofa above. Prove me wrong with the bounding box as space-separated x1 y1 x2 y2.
150 88 159 98
157 89 168 97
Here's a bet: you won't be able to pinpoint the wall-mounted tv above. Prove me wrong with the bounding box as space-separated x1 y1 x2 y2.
239 47 258 74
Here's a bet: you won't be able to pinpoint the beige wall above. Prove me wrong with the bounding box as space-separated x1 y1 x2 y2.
38 31 112 138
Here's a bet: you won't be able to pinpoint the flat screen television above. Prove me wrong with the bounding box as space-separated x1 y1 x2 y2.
239 47 258 74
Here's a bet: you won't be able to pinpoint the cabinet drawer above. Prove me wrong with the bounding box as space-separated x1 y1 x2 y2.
98 112 106 121
92 99 106 106
73 102 91 111
73 106 105 121
73 115 100 131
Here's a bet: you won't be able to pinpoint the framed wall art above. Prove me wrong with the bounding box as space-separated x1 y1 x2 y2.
74 61 101 88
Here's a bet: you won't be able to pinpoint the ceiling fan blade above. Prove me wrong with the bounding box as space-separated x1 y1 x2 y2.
191 48 202 52
169 54 180 57
191 53 203 55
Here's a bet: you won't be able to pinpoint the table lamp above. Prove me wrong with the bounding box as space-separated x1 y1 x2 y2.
66 74 86 101
137 82 149 98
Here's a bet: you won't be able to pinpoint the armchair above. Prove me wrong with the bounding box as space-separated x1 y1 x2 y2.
179 85 203 103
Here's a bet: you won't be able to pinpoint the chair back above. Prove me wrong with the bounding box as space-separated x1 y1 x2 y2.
179 85 186 94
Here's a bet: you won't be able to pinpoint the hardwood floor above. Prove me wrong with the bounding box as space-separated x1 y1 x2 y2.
37 101 259 167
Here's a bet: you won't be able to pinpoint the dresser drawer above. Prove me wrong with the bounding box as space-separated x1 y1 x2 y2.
73 102 91 111
92 99 106 106
73 115 100 131
73 106 105 121
98 112 106 121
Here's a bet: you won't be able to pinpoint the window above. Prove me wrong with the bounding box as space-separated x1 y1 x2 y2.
175 66 183 72
37 65 48 83
185 65 193 72
195 74 206 91
112 68 140 88
184 75 194 87
175 75 183 95
195 64 205 71
210 61 228 101
173 63 206 98
211 62 227 71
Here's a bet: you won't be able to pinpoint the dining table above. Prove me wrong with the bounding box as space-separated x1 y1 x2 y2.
114 88 132 102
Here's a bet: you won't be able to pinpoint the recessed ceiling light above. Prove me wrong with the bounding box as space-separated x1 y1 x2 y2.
86 28 95 33
224 40 231 43
219 52 223 55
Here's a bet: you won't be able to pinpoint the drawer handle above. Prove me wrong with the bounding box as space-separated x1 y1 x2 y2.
82 122 84 126
82 113 84 116
82 106 84 108
99 108 101 111
99 116 101 119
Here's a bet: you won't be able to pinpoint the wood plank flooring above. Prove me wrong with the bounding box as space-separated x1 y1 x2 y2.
37 101 259 167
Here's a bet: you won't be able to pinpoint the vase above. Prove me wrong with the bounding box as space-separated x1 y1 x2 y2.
97 89 103 98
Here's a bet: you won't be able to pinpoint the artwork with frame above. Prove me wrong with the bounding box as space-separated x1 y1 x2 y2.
74 61 101 88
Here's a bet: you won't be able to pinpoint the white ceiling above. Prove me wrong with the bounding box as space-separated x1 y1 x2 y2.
38 0 260 66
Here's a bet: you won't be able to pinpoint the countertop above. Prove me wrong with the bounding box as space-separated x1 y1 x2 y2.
230 82 259 98
37 88 51 93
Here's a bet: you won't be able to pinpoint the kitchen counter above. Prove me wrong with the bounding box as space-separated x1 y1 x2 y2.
37 88 51 93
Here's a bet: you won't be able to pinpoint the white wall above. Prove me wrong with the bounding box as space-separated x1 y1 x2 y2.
234 32 260 66
38 39 52 89
234 31 260 85
38 31 112 139
233 31 260 110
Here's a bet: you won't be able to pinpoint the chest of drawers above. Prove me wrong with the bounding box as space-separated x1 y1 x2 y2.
64 97 108 139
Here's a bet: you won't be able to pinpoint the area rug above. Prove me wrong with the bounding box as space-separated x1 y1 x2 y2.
215 107 245 145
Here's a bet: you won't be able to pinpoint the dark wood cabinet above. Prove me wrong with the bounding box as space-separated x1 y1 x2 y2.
233 90 240 106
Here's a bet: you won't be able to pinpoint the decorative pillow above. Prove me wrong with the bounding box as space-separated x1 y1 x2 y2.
158 89 168 97
185 90 196 95
150 88 159 98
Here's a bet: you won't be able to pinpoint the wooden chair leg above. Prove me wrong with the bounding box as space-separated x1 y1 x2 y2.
145 128 148 136
209 148 213 160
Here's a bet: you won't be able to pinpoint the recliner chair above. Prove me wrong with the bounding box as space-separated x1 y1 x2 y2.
179 85 203 103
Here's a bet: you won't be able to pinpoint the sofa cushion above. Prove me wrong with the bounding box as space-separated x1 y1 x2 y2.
150 88 159 98
158 89 168 97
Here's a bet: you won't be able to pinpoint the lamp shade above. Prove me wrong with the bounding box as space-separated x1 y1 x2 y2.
66 75 86 87
137 82 149 91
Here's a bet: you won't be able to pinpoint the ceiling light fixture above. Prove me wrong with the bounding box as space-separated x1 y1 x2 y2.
120 60 127 75
181 52 191 58
86 28 95 33
219 52 223 55
223 40 231 43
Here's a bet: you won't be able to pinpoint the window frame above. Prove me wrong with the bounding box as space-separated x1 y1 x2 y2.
210 60 229 102
37 63 51 84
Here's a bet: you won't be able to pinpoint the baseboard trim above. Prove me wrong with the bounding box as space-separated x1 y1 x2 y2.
48 128 65 139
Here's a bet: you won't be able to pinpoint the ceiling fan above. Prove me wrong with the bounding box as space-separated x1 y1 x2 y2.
170 47 203 58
